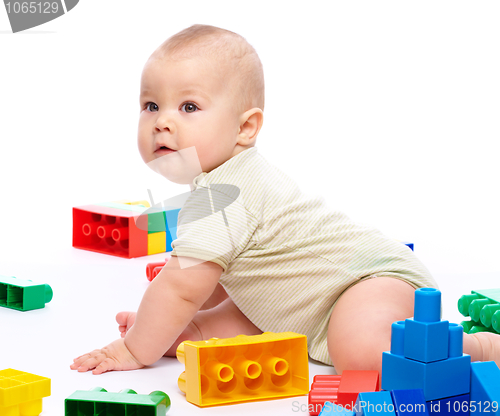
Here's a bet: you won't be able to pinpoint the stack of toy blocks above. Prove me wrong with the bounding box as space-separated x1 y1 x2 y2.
176 332 309 406
0 369 50 416
73 200 180 258
382 288 471 410
0 276 52 311
458 289 500 335
65 387 171 415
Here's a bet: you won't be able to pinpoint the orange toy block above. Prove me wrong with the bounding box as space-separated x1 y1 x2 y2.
176 332 309 407
336 370 379 410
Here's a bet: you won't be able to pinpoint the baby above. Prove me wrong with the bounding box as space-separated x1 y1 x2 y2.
71 24 500 376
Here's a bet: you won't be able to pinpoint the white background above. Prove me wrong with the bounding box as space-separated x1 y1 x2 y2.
1 1 499 415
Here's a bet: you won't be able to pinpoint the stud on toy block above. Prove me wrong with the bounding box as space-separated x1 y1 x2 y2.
319 402 355 416
404 288 449 363
470 361 500 416
0 368 51 416
390 389 428 416
176 332 308 406
308 375 341 416
146 260 168 282
337 371 379 410
65 387 170 415
426 393 469 416
354 391 396 416
0 275 53 311
458 289 500 335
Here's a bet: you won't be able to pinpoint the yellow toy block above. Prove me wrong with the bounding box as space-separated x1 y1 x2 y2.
176 332 309 407
113 199 151 208
148 232 166 255
0 369 51 416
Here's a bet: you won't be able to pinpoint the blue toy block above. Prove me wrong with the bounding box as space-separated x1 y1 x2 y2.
402 242 414 251
404 318 449 363
470 361 500 416
355 391 396 416
319 402 355 416
164 207 180 252
391 390 429 416
426 394 469 416
382 352 471 401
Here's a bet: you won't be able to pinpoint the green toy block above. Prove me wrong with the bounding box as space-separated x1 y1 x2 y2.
148 209 167 234
458 289 500 334
65 387 171 416
0 276 53 311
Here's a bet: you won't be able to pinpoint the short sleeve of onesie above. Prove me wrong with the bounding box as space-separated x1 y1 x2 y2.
171 171 258 271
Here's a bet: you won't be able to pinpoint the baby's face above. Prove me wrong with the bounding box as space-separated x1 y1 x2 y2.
138 55 243 181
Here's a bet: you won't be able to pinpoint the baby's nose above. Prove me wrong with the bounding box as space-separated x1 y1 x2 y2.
155 114 174 132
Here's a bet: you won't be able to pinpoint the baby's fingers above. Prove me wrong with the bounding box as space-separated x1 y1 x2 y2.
70 351 106 372
92 358 116 375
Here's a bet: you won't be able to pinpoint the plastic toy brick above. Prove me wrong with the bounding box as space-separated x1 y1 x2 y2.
165 207 180 251
319 402 355 416
309 375 341 416
148 232 167 255
470 361 500 415
146 260 168 282
354 391 396 416
96 201 149 213
65 387 171 415
404 289 449 363
390 389 428 416
426 394 469 416
73 204 148 258
0 368 50 416
381 352 470 401
401 242 414 251
337 370 379 410
458 289 500 335
176 332 309 406
0 275 53 311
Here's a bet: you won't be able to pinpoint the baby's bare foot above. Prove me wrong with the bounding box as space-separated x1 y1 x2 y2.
471 332 500 366
116 311 136 338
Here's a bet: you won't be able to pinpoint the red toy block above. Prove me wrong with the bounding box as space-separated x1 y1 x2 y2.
73 205 148 258
337 370 380 410
309 375 341 415
146 261 168 281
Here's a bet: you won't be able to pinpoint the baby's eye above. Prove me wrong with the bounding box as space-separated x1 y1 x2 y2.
181 102 199 113
146 102 158 112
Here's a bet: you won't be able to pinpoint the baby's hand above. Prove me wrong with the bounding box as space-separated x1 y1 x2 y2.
70 338 144 375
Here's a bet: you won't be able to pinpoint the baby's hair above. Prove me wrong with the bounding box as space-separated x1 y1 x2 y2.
152 24 265 113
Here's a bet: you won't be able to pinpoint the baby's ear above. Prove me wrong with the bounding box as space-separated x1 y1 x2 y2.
238 108 264 146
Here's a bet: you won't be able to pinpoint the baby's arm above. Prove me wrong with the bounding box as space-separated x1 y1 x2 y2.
71 256 222 374
200 283 229 310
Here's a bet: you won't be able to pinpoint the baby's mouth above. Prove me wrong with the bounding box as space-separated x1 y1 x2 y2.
155 146 176 156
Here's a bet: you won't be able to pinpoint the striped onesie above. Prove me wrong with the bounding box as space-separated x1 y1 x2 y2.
171 147 437 365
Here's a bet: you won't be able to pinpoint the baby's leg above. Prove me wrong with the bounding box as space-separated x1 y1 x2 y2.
327 276 415 375
117 298 262 357
464 331 500 366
